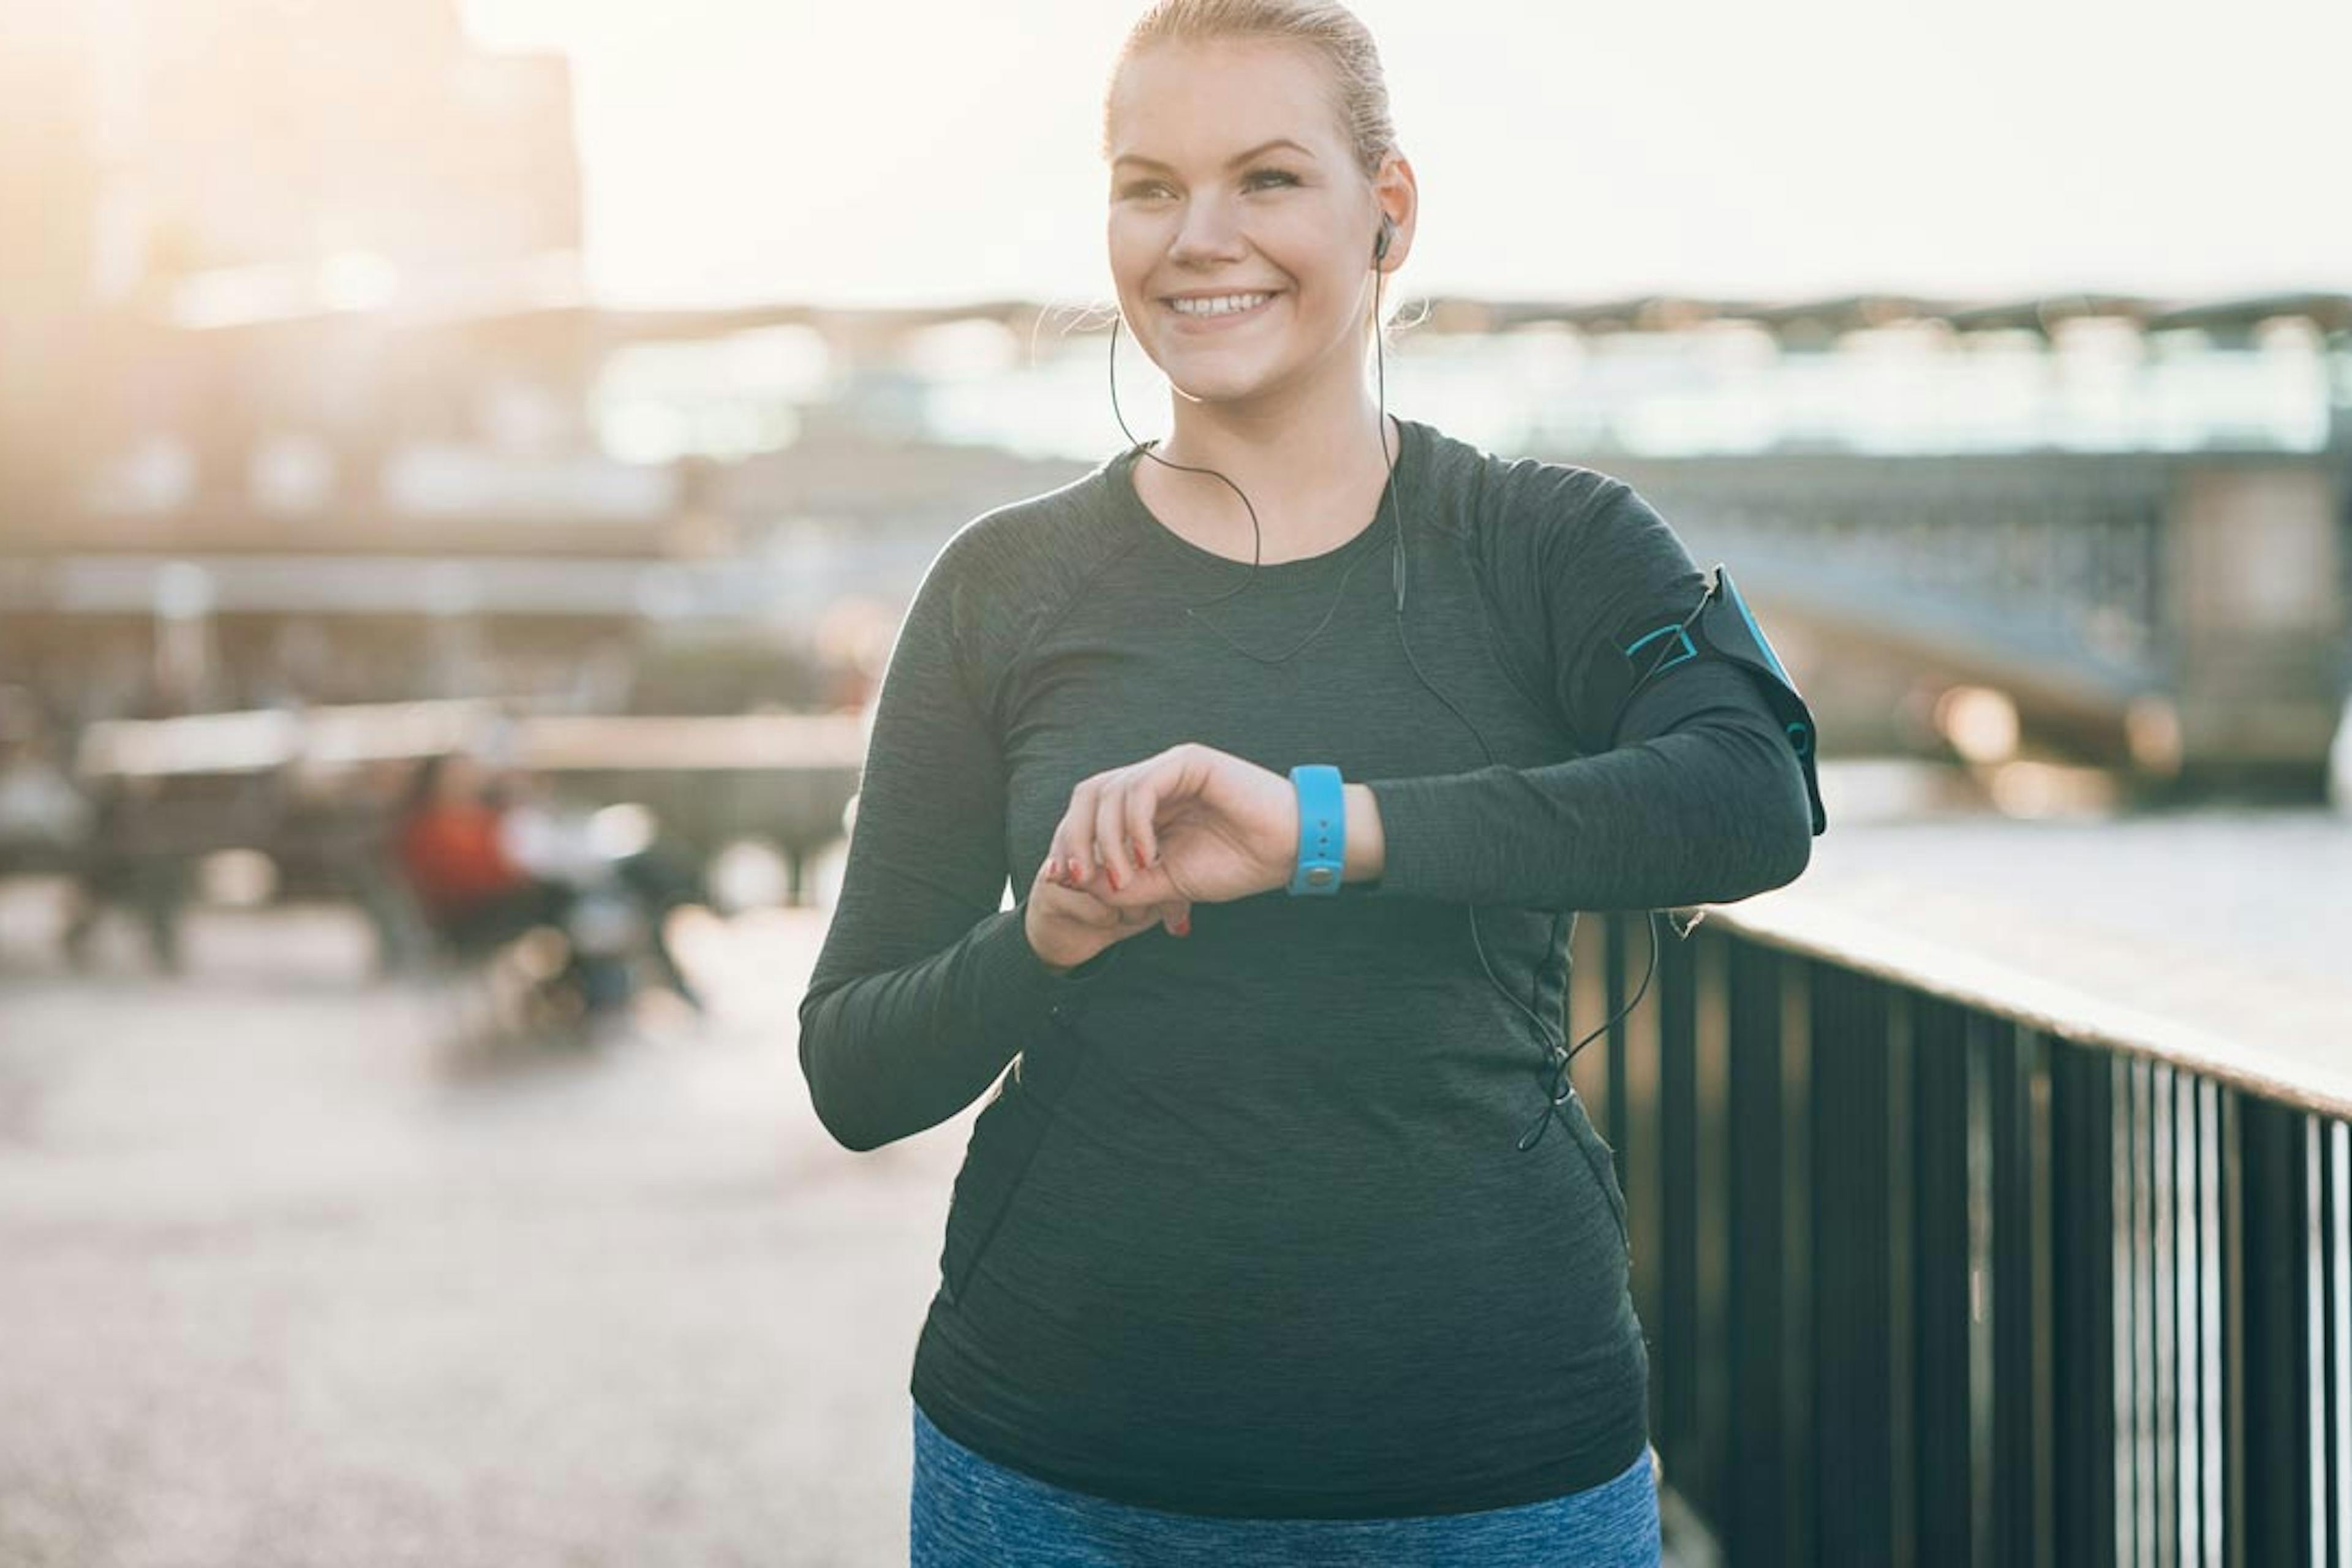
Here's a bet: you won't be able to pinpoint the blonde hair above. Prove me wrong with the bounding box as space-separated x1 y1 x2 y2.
1102 0 1398 180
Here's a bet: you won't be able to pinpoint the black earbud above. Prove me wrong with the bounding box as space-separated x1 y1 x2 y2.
1373 214 1395 265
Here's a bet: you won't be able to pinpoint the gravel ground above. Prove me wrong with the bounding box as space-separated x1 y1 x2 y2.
0 897 962 1568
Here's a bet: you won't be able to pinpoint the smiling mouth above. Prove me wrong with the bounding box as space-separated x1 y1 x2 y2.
1163 291 1280 320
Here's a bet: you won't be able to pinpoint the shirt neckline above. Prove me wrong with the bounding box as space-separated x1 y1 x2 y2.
1106 416 1428 578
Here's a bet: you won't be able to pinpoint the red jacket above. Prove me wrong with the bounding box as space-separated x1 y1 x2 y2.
395 804 527 918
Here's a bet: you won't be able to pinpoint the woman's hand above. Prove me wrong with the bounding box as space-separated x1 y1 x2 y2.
1023 851 1189 976
1041 743 1295 913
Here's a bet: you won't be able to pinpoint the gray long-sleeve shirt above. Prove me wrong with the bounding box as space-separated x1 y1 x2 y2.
796 417 1814 1518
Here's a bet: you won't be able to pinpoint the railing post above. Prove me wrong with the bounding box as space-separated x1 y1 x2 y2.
2052 1041 2118 1568
1811 963 1901 1566
2234 1097 2315 1567
2322 1121 2348 1568
1725 935 1798 1566
1912 993 1974 1567
1657 913 1703 1507
1989 1023 2056 1568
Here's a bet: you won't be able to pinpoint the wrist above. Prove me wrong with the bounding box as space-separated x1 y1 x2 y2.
1343 783 1386 884
1022 900 1077 976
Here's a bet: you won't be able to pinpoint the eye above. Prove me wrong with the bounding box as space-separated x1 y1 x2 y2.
1117 179 1176 202
1243 167 1302 190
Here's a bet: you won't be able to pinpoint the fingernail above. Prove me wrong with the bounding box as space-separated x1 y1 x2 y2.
1068 857 1084 881
1133 844 1148 870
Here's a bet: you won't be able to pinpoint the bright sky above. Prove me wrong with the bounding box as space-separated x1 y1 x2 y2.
462 0 2350 311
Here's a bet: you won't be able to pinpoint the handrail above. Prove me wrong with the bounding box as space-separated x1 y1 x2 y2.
1698 890 2352 1121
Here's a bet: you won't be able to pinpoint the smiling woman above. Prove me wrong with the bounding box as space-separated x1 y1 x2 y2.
796 3 1820 1562
1102 16 1414 459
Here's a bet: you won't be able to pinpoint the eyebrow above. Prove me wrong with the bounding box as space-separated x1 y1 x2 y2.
1110 138 1317 174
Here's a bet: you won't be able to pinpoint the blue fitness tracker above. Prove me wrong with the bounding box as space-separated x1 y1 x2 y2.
1287 764 1346 895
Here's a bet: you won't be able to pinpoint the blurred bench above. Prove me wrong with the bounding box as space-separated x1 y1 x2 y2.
52 704 865 956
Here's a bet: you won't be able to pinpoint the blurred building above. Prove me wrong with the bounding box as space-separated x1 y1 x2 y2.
0 0 582 543
124 2 578 303
0 1 104 526
1 0 578 315
0 0 625 718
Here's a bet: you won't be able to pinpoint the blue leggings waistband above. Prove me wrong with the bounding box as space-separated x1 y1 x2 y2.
908 1402 1662 1567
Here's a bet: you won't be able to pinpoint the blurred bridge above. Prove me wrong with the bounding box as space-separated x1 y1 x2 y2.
3 288 2347 788
13 435 2341 790
1594 445 2350 790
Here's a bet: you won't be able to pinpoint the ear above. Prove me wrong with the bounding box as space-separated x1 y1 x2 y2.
1371 151 1419 273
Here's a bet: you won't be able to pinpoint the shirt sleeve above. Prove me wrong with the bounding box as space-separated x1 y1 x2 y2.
1353 472 1814 912
795 530 1120 1153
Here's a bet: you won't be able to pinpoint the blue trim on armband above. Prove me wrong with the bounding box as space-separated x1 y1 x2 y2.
1623 622 1698 672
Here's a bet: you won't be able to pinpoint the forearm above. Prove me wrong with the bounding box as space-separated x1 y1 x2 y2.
1343 783 1387 887
797 901 1110 1152
1351 686 1812 912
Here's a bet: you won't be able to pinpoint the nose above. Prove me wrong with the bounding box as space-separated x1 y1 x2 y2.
1167 192 1246 266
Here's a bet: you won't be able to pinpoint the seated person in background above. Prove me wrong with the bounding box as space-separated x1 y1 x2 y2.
393 753 564 958
3 703 189 972
393 752 704 1011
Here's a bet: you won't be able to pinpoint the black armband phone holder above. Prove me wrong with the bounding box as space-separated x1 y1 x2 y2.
1599 564 1827 836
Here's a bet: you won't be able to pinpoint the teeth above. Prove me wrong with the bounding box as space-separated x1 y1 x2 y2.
1170 293 1273 317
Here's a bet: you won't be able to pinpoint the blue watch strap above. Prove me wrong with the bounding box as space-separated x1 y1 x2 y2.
1287 764 1346 895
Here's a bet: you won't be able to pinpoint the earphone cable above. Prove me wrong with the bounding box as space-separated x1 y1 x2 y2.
1109 317 1396 668
1374 265 1713 1148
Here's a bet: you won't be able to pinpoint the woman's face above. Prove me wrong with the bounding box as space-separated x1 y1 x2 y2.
1104 39 1400 415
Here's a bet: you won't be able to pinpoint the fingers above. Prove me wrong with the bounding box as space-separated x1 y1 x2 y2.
1036 856 1188 951
1050 775 1101 888
1118 750 1194 878
1123 769 1162 876
1038 845 1190 940
1051 748 1198 894
1050 769 1131 892
1095 781 1147 892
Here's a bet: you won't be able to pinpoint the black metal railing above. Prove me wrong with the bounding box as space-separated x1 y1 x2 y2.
1567 902 2351 1567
